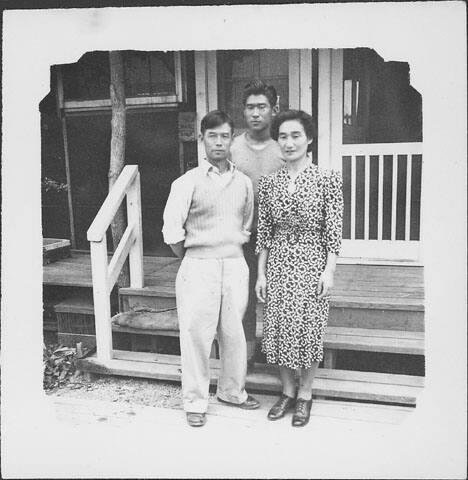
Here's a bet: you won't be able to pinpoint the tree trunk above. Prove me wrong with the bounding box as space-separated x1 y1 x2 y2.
109 51 130 287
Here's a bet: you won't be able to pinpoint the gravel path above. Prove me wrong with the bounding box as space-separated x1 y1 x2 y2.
45 373 201 410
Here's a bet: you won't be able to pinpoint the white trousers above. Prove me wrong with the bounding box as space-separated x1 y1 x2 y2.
175 256 249 413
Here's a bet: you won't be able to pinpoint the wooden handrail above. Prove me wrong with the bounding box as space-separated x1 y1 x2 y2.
87 165 139 242
88 164 144 362
107 223 136 293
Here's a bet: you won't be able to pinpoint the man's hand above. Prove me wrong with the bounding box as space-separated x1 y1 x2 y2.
169 241 185 259
255 274 267 303
317 267 335 299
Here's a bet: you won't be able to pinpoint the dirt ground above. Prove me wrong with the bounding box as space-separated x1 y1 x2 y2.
45 373 200 410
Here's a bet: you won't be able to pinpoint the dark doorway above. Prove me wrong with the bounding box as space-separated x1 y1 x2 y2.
65 109 180 255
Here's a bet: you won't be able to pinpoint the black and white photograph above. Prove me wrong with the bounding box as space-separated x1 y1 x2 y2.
1 2 466 478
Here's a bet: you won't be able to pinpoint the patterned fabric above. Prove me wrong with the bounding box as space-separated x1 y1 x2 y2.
256 164 343 368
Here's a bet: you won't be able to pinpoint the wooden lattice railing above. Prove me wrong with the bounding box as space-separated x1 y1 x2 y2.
340 143 423 260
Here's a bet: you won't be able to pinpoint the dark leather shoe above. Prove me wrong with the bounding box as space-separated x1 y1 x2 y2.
267 393 296 420
186 412 206 427
292 398 313 427
217 394 260 410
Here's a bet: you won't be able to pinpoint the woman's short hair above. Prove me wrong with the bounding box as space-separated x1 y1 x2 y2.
200 110 234 135
271 109 317 143
242 79 278 107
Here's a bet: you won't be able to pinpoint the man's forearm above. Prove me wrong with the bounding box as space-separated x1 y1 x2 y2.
169 241 186 259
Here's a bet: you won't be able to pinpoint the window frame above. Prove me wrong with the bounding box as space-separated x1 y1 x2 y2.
58 52 185 112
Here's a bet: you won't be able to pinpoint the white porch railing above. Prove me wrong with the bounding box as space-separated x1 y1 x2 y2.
87 165 144 362
340 143 423 261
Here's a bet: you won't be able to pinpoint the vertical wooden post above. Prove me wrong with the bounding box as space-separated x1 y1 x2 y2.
56 66 76 249
317 49 343 171
194 50 218 164
90 237 113 362
318 49 332 168
206 51 218 112
330 49 343 169
299 49 313 115
323 350 337 369
127 172 144 289
195 51 208 164
109 50 130 287
289 50 300 110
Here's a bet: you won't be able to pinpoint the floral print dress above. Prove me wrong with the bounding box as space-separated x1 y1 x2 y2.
256 164 343 369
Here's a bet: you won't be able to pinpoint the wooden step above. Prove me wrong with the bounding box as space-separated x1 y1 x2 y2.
324 326 424 355
119 285 424 310
119 293 424 332
112 310 425 356
112 310 179 337
50 298 425 358
43 238 71 265
76 351 424 406
119 287 176 312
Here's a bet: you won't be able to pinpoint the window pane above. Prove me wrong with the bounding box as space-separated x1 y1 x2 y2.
62 51 110 101
124 51 176 97
62 51 177 101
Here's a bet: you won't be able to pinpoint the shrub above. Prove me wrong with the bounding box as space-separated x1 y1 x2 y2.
43 344 78 390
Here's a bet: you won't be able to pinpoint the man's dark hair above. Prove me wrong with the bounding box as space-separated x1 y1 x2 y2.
242 79 278 107
200 110 234 135
271 110 316 152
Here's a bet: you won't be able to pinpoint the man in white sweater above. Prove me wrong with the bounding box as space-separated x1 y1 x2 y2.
230 80 284 369
162 110 260 427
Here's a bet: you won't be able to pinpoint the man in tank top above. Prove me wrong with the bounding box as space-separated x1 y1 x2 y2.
162 110 260 427
230 80 284 370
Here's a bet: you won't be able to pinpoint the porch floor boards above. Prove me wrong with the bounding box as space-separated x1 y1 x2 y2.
43 252 424 311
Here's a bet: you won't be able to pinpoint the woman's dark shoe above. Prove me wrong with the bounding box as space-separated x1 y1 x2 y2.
292 398 313 427
267 393 296 420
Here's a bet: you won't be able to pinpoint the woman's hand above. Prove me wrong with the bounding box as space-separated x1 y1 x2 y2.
255 274 267 303
317 267 334 299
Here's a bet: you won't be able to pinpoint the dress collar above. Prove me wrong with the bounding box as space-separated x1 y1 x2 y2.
283 156 313 178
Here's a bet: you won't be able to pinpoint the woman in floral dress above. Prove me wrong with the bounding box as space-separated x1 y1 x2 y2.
255 110 343 427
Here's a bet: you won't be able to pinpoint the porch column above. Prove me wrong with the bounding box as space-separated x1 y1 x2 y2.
56 66 77 249
194 51 218 163
288 49 313 114
318 49 343 170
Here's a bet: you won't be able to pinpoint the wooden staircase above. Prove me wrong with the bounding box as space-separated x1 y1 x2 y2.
43 167 424 408
76 260 425 407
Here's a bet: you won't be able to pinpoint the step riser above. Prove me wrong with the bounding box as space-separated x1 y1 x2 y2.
121 294 423 332
121 294 176 312
255 305 423 332
329 307 424 332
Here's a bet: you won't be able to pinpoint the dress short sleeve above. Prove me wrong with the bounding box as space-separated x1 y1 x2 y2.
255 175 274 254
324 170 343 255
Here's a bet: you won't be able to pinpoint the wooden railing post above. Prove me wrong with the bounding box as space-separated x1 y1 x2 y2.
127 172 144 288
90 237 113 362
87 165 144 362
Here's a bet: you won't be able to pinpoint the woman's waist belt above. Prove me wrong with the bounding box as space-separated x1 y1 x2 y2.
273 228 321 245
